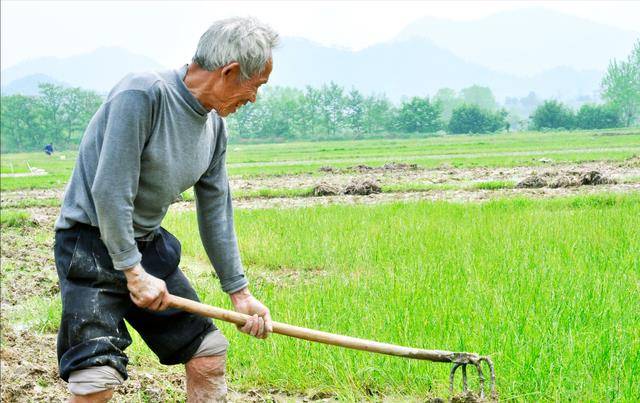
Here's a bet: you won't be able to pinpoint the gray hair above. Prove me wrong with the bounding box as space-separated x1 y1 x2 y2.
193 17 279 80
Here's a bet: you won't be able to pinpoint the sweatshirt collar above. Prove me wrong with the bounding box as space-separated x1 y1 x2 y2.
174 64 211 116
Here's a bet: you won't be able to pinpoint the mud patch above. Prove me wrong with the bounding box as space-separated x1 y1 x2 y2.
1 226 59 305
516 175 547 188
620 154 640 168
382 162 419 171
548 170 617 188
312 182 341 196
318 166 337 173
344 179 382 195
580 170 616 186
348 164 375 173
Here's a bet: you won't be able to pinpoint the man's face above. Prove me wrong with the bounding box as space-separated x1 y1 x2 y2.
215 58 272 117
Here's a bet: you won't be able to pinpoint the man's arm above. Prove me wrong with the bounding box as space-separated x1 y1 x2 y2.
194 138 272 338
91 89 169 310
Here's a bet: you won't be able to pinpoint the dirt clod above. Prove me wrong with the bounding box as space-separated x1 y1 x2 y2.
348 164 374 172
549 175 580 188
382 162 419 171
312 182 341 196
318 166 337 173
516 175 547 188
580 170 615 186
344 179 382 195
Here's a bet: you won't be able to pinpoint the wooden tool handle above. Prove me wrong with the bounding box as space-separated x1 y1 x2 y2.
168 294 457 363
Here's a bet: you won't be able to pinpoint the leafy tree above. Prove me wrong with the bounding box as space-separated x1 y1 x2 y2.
530 100 575 130
602 39 640 126
362 94 394 134
344 88 366 135
575 104 621 129
37 83 67 145
396 96 443 133
318 82 347 137
1 95 45 152
1 84 103 153
460 85 497 111
448 104 508 134
433 88 462 121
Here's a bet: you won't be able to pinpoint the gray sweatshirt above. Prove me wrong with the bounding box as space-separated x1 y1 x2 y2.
55 65 248 294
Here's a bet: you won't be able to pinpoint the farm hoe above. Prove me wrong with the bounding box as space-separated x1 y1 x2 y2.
168 295 496 399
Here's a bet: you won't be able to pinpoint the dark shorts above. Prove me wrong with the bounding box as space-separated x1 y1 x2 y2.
54 224 215 382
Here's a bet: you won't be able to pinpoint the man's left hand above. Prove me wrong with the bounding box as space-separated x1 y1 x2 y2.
229 287 272 339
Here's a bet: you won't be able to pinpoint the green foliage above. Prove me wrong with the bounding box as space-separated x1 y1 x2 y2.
0 84 102 153
471 180 516 190
433 88 462 121
460 85 498 111
0 210 34 227
161 194 640 400
576 103 622 129
602 39 640 127
448 104 508 134
530 100 576 130
395 96 443 133
227 83 397 140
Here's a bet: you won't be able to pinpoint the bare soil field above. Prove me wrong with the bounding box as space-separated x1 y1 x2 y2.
3 159 639 207
229 159 640 192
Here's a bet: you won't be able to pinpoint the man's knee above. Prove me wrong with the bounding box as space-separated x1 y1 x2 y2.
186 354 227 379
68 365 123 397
191 330 229 360
186 331 229 379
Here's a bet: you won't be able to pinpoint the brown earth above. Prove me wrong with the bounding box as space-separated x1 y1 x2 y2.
3 160 639 206
170 183 640 211
229 160 640 194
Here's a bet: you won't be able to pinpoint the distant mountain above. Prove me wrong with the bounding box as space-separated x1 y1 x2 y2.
0 73 69 96
271 37 602 101
1 47 165 93
1 28 609 103
396 7 639 75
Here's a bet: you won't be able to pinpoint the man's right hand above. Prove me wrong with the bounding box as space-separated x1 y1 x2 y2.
124 264 170 311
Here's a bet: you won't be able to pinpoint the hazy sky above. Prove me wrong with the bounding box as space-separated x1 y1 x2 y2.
2 0 639 70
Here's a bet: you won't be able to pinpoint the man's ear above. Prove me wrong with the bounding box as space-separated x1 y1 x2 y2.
221 62 242 81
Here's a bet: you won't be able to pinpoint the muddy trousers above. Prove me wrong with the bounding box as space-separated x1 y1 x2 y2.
53 224 216 383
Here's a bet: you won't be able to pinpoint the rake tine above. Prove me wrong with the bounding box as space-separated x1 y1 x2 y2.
474 361 485 399
480 356 497 399
449 363 462 395
462 364 468 393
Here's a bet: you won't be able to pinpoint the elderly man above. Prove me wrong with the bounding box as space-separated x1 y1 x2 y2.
53 17 278 402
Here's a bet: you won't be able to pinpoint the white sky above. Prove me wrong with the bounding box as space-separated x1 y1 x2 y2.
2 0 639 70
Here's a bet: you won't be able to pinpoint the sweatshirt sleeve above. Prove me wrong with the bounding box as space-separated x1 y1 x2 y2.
91 90 151 270
194 132 248 294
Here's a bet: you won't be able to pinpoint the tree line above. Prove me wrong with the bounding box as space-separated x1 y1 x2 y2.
1 40 637 152
1 84 102 153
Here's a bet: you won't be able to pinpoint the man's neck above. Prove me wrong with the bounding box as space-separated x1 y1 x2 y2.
183 63 219 111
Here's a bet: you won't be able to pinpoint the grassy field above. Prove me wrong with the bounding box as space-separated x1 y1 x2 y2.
160 194 640 401
5 194 638 400
2 128 639 190
1 129 639 401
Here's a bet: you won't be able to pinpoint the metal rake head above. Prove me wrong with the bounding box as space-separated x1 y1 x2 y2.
449 353 496 401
